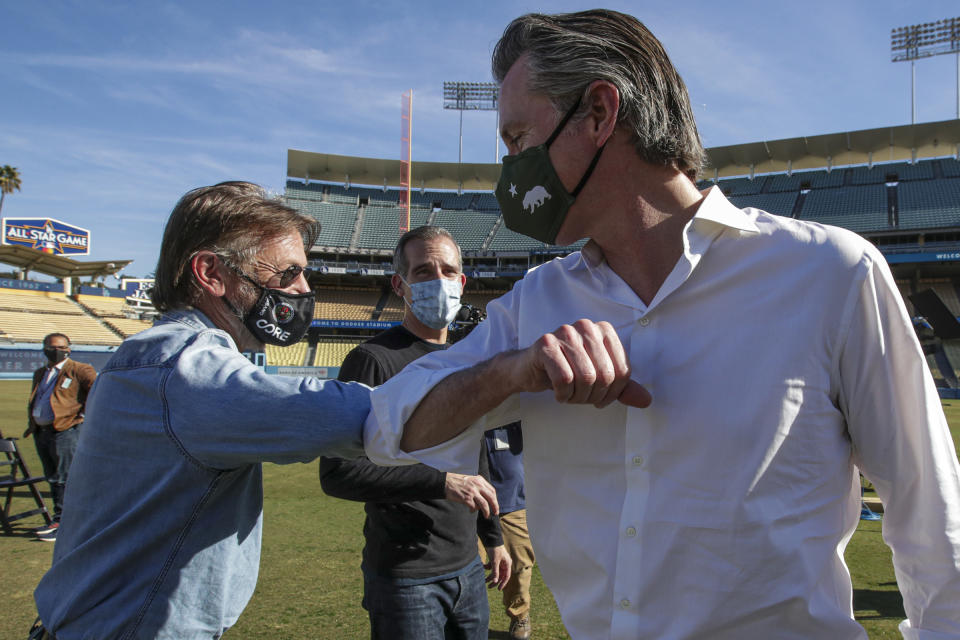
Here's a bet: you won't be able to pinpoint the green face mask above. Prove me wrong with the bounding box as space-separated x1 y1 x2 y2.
495 100 606 244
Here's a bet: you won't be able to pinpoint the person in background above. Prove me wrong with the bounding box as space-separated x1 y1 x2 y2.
30 181 370 640
24 331 97 542
321 225 510 640
483 421 535 640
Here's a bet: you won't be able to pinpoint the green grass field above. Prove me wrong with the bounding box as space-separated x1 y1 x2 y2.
3 378 959 639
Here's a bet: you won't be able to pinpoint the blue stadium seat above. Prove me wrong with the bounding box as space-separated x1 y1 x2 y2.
940 159 960 179
849 161 934 185
474 193 500 211
898 179 960 230
798 185 890 232
355 187 400 206
433 209 499 251
488 222 547 251
355 205 431 250
728 192 798 217
765 174 802 193
716 176 765 196
285 170 958 251
285 197 357 247
805 170 845 190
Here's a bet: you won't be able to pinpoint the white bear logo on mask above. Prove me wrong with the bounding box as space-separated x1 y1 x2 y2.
522 186 552 213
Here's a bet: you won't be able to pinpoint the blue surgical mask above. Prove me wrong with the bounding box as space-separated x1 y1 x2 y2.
401 277 462 330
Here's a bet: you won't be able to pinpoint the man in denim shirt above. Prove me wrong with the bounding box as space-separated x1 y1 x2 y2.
31 182 370 640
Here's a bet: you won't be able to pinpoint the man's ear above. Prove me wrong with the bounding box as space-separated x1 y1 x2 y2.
457 273 467 293
391 273 405 298
584 79 620 148
191 251 227 297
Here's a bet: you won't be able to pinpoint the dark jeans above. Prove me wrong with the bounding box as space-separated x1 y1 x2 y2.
33 425 80 521
363 559 489 640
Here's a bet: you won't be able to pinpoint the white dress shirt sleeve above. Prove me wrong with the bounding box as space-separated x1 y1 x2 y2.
364 284 525 474
837 247 960 638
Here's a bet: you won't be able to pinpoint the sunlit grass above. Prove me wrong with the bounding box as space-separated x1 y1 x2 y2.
2 378 957 638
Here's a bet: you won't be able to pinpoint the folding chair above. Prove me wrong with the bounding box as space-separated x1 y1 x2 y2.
0 437 53 534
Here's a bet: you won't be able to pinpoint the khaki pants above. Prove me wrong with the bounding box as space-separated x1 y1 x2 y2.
481 509 535 621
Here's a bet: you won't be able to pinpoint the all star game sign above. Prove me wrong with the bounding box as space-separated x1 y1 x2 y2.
2 217 91 256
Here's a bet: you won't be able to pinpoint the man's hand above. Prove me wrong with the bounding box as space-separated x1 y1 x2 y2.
444 473 499 519
508 319 651 409
484 544 512 590
399 319 651 453
22 425 33 438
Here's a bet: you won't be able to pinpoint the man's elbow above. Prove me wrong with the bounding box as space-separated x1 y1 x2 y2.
318 458 344 489
318 473 351 499
318 478 340 497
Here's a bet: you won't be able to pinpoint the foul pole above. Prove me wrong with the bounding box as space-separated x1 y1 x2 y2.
400 90 412 233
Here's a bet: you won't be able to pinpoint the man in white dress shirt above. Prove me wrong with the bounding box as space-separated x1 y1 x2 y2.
363 9 960 639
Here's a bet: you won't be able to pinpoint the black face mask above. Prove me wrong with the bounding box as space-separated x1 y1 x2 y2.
494 99 606 244
44 347 69 364
224 266 315 347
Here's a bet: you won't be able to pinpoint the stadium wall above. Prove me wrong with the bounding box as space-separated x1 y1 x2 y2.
0 345 115 379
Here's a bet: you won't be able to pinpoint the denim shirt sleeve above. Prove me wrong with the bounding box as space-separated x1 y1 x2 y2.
164 330 370 469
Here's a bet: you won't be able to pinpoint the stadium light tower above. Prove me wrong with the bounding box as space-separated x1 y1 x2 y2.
442 81 499 164
891 17 960 124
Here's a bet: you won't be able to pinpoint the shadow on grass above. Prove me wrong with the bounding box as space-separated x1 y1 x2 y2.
854 587 904 619
1 481 53 497
1 487 54 538
1 529 46 539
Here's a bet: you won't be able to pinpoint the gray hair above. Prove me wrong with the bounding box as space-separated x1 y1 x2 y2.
492 9 706 180
392 226 462 278
151 181 320 312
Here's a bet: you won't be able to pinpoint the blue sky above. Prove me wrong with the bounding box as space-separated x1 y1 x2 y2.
2 1 960 278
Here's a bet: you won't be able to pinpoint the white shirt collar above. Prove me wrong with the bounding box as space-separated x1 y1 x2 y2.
567 186 760 311
570 185 759 273
692 185 761 234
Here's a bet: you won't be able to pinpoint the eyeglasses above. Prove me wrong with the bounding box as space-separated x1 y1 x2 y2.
220 257 310 289
267 264 310 288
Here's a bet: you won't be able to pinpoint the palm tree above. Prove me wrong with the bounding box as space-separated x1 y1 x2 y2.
0 165 22 214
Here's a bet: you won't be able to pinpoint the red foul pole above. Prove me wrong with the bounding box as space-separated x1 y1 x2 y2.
400 90 413 233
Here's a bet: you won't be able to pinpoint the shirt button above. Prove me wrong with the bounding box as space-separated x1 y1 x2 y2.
625 526 637 537
639 317 650 326
620 598 631 609
632 455 644 466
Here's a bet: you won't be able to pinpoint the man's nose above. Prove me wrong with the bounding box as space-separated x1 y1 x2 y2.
290 272 311 294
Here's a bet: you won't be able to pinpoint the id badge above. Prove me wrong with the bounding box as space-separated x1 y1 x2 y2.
61 378 72 389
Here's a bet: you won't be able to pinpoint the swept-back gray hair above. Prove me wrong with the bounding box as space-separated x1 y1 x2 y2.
492 9 706 180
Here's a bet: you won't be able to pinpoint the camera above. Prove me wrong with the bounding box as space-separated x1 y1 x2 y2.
448 303 486 343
